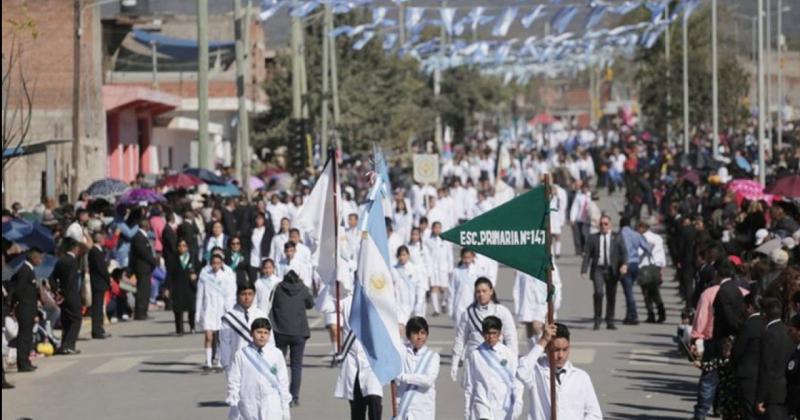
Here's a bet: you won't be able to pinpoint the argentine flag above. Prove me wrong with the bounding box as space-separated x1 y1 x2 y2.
350 197 404 385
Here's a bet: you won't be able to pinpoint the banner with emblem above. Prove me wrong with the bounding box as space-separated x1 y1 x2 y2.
412 154 439 184
441 185 550 281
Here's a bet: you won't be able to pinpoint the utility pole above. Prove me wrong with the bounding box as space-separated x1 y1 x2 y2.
151 41 159 88
776 0 783 152
329 13 341 153
682 11 690 156
243 0 252 190
197 0 210 169
665 7 671 147
757 0 766 185
233 0 251 193
765 0 771 150
71 0 82 200
433 0 446 152
398 2 405 47
321 4 332 155
711 0 719 159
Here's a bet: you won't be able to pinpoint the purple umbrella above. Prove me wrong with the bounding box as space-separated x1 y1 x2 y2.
249 176 266 190
118 188 166 206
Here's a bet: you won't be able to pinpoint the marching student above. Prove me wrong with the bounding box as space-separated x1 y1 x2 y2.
449 250 489 324
277 241 313 291
392 246 427 324
452 278 518 384
463 316 524 420
424 221 452 317
220 283 270 373
516 323 602 420
513 266 562 349
254 258 281 315
195 253 237 371
225 318 291 420
395 317 440 420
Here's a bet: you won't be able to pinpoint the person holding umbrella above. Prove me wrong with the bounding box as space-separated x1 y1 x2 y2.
9 247 44 370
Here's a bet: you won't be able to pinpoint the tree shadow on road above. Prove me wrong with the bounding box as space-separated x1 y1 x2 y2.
606 402 692 419
612 368 696 399
197 401 228 408
119 333 177 338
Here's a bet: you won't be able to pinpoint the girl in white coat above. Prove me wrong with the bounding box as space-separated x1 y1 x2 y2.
396 317 440 420
195 253 237 369
512 266 563 350
449 249 489 324
406 228 429 315
254 259 281 315
393 246 427 324
226 318 291 420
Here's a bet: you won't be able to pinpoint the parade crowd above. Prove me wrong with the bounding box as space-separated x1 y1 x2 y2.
3 113 800 420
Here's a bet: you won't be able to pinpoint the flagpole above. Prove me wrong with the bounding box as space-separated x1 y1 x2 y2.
330 146 342 354
543 173 557 420
391 381 398 417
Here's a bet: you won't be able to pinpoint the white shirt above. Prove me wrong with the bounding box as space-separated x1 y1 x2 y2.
266 202 288 232
464 342 524 420
269 233 289 263
250 227 266 268
396 344 441 420
516 344 602 420
598 233 611 267
226 344 291 419
449 263 489 322
194 266 237 331
569 192 591 224
392 261 426 322
254 275 281 315
424 236 453 288
334 296 384 400
640 230 666 268
65 221 85 244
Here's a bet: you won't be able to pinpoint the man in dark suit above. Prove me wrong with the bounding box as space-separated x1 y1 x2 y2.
222 198 239 238
88 231 111 339
785 314 800 418
581 214 628 330
712 260 745 343
756 297 794 419
178 209 200 263
730 293 766 419
9 248 44 370
52 238 82 354
130 218 157 320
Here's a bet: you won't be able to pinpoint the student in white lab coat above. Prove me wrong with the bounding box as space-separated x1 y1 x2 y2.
405 228 429 315
549 182 569 259
424 222 453 317
333 295 383 420
464 316 524 420
449 249 489 324
226 318 291 420
195 253 237 370
277 242 313 291
254 259 281 315
386 220 405 268
513 266 563 350
516 323 602 420
451 277 518 385
269 218 291 263
395 317 440 420
393 246 427 325
220 283 270 375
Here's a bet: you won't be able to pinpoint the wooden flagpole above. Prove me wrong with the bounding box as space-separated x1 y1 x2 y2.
330 146 342 353
544 173 557 420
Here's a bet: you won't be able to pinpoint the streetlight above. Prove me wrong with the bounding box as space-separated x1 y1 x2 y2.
72 0 137 200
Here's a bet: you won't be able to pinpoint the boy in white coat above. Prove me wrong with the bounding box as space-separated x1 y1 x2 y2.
464 316 523 420
226 318 291 420
195 253 237 370
219 283 270 373
396 317 440 420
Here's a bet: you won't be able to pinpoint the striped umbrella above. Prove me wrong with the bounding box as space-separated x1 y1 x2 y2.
86 178 130 198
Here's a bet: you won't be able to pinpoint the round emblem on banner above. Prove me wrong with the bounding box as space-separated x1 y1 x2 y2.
789 360 796 371
418 160 436 178
370 273 386 291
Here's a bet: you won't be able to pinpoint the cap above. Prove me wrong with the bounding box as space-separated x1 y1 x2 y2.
727 255 742 266
770 248 789 266
782 236 797 250
755 228 769 246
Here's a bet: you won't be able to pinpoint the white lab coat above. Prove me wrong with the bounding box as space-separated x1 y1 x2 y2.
226 344 291 420
269 233 289 263
464 342 524 420
424 236 453 288
475 254 499 286
277 256 313 290
449 263 489 323
452 302 518 367
387 232 405 267
392 261 427 321
549 186 568 235
219 305 270 371
254 275 281 315
334 295 384 400
393 211 414 243
512 267 562 324
195 266 237 331
396 344 440 420
516 344 602 420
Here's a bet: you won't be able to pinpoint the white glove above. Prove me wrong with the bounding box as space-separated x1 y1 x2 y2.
450 359 459 382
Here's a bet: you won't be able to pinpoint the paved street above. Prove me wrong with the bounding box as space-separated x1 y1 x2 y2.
3 194 699 420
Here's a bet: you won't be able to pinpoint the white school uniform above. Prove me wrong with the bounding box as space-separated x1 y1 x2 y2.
516 344 602 420
387 232 405 267
334 295 384 400
226 344 292 420
424 236 453 288
219 304 270 371
254 275 281 315
512 267 562 324
449 263 489 323
464 342 524 420
393 211 414 243
452 302 519 369
549 185 568 235
277 256 313 290
195 266 237 331
269 232 289 263
266 202 289 232
392 261 427 321
396 344 441 420
475 254 499 286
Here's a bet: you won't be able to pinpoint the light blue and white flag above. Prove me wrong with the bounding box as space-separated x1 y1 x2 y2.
492 7 517 37
383 32 398 50
550 6 578 34
353 31 376 51
469 7 485 33
350 198 404 385
291 0 320 18
258 1 283 22
586 5 607 29
521 4 545 29
610 1 642 16
440 8 457 35
372 7 388 26
405 7 425 30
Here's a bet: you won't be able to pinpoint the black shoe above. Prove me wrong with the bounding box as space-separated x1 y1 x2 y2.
290 399 300 407
607 323 617 330
2 380 14 389
622 319 639 326
593 320 601 330
645 314 656 323
56 348 81 355
17 365 37 373
92 333 111 339
175 332 184 337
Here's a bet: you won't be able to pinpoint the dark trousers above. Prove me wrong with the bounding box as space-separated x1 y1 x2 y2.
59 303 82 351
91 289 106 337
574 222 589 254
681 266 695 308
15 307 35 368
591 268 618 322
763 405 788 420
173 310 195 334
621 263 639 321
640 282 665 319
349 375 382 420
134 269 152 319
275 333 306 401
736 379 758 420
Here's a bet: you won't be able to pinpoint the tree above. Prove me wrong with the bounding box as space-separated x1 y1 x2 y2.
2 33 36 178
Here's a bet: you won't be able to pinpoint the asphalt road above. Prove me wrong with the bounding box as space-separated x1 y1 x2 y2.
3 193 700 420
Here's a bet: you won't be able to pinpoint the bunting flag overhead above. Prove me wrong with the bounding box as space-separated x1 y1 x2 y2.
441 186 550 281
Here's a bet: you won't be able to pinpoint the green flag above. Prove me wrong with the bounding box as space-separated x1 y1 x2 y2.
441 186 550 281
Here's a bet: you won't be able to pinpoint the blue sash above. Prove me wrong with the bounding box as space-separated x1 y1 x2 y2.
396 349 436 419
242 346 283 398
476 345 515 411
202 271 228 299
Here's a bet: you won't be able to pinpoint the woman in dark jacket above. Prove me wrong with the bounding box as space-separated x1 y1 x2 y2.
270 270 314 406
243 212 275 283
166 239 198 335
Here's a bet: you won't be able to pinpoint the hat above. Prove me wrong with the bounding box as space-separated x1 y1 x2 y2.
770 249 789 267
782 236 797 250
727 255 742 266
755 228 769 246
